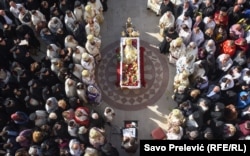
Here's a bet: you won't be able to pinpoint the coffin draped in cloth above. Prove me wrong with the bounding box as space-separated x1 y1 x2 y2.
116 37 145 89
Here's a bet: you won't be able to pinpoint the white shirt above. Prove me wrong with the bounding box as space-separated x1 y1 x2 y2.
203 17 216 30
74 4 85 24
10 3 23 18
191 30 204 47
175 15 192 31
241 68 250 84
31 10 46 26
48 17 64 34
219 74 234 91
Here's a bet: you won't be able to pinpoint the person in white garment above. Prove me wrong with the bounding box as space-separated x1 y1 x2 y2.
175 12 193 32
203 39 216 55
169 37 186 64
68 63 84 80
65 77 77 98
176 54 195 75
81 52 96 76
84 4 96 23
64 10 77 34
104 107 115 125
159 11 175 36
186 42 198 61
178 24 192 46
9 1 23 18
85 34 101 63
73 1 85 25
219 74 235 91
31 10 46 27
81 69 95 85
73 46 87 64
87 0 104 24
190 27 204 47
76 82 88 104
46 44 60 60
64 35 78 49
18 6 32 27
203 15 216 31
48 16 64 34
85 19 101 38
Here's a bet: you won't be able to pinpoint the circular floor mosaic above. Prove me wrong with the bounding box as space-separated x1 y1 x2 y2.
96 40 169 111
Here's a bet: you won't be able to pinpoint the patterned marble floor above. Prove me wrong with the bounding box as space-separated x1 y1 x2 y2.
96 40 169 111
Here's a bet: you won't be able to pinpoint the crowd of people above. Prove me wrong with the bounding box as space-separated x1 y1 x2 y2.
155 0 250 140
0 0 124 156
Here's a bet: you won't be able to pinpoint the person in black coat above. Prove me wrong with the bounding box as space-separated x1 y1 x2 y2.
24 0 40 10
203 84 221 102
39 67 60 88
11 45 36 69
55 28 67 48
51 83 66 100
176 0 194 19
160 0 175 16
3 24 17 39
0 36 15 68
159 27 178 54
192 14 205 32
40 27 59 45
15 24 40 53
101 142 120 156
40 0 51 21
28 79 44 102
40 138 60 156
198 0 215 17
72 21 87 47
101 0 108 12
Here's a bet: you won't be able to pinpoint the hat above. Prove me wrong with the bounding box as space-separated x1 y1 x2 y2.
87 34 94 42
85 5 92 12
78 126 88 134
171 109 182 117
82 52 90 61
82 70 89 77
174 37 183 47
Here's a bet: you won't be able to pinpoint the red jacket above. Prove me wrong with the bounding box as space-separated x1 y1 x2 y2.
74 107 90 127
214 11 228 27
220 40 236 57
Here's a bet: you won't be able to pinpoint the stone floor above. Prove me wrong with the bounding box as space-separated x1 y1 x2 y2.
95 0 178 155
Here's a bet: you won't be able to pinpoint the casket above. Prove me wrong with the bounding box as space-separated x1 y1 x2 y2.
120 37 141 89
